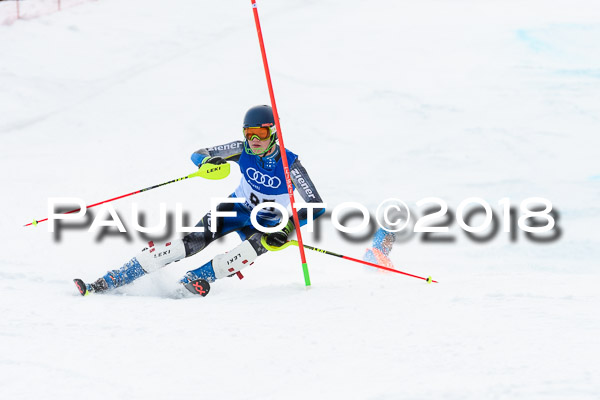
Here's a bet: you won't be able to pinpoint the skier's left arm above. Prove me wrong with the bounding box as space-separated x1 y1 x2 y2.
264 158 325 247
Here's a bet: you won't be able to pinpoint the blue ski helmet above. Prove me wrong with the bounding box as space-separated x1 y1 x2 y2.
243 105 277 155
243 105 275 129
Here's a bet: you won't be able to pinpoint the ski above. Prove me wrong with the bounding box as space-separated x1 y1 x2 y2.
73 277 109 296
73 279 89 296
183 278 211 297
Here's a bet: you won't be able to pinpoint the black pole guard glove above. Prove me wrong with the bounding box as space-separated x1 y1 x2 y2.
265 220 295 247
201 156 227 166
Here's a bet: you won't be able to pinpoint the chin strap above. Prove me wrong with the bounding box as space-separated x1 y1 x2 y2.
244 135 277 156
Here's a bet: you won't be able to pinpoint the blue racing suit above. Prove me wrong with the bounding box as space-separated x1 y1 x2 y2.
183 140 325 257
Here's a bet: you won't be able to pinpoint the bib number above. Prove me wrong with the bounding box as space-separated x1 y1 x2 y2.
249 193 275 212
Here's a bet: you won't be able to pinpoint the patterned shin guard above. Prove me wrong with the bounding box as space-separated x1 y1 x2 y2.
103 258 146 289
103 239 187 290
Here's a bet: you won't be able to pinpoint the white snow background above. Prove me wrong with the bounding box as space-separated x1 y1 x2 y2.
1 0 599 399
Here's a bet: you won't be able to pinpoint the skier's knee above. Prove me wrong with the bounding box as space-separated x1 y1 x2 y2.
247 233 270 256
182 231 208 257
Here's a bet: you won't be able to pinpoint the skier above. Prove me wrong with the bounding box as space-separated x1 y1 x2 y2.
363 228 397 270
74 105 325 296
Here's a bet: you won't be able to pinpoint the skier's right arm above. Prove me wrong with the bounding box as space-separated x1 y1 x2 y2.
191 140 244 167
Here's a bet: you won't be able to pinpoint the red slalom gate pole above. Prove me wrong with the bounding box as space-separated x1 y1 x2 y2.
250 0 311 286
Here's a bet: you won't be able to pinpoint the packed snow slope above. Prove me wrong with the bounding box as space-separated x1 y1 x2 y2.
1 0 599 399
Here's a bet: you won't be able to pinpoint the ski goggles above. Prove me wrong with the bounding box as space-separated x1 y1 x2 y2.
243 126 271 141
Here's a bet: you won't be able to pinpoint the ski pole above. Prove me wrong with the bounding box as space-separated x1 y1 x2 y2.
24 163 230 227
250 0 311 287
261 238 437 283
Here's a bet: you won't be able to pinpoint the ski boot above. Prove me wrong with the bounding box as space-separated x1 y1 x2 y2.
73 277 109 296
74 257 146 296
179 261 214 297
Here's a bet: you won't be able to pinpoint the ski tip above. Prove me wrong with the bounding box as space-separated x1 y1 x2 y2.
183 278 211 297
73 279 89 296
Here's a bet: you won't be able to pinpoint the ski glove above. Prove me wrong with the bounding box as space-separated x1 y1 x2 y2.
202 156 227 166
265 220 295 247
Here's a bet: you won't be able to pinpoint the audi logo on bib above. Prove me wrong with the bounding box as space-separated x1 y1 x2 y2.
246 167 282 188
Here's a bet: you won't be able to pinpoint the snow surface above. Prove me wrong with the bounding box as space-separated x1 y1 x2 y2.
1 0 599 399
